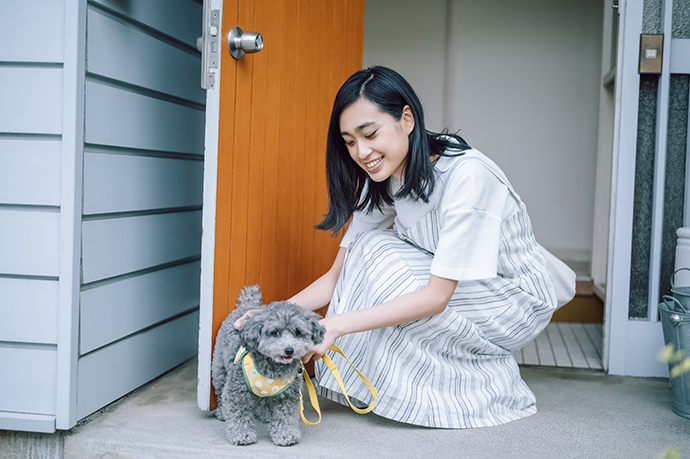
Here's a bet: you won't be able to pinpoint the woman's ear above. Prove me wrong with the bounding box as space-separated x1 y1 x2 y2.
402 105 415 136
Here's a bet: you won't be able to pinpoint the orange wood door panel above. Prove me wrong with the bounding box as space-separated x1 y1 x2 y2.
211 0 365 406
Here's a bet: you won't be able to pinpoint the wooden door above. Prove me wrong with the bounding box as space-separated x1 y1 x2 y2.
199 0 365 410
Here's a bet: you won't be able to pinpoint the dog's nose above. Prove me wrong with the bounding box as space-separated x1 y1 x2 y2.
284 348 294 356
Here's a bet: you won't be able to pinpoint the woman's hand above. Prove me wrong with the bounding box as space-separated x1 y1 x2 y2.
301 317 340 364
233 310 259 330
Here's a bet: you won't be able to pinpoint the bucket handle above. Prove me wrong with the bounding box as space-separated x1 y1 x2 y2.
662 295 689 315
670 267 690 290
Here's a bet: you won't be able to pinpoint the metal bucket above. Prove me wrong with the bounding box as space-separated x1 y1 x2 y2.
659 296 690 419
671 268 690 313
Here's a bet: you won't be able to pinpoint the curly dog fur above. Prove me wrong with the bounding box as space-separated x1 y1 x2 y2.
211 285 326 446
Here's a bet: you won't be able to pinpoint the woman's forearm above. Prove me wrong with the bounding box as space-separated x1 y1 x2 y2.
326 274 458 338
288 247 347 311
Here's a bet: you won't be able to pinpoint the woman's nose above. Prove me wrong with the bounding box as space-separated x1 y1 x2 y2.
357 141 372 159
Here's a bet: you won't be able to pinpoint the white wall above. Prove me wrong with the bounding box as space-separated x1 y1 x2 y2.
363 0 449 131
363 0 604 263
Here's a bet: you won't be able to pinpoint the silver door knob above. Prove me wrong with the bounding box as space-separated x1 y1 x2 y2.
227 26 263 59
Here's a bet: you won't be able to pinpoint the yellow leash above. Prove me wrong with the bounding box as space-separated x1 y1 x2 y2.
299 344 378 426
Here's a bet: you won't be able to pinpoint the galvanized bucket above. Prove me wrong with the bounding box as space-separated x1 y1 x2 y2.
658 296 690 419
671 267 690 313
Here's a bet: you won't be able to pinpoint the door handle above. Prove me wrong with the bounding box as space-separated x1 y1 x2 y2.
227 27 264 59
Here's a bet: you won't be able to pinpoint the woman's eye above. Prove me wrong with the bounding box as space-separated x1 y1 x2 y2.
365 130 377 139
344 140 354 146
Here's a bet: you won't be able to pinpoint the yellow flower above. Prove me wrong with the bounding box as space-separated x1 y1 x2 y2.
659 344 685 363
670 357 690 378
659 447 680 459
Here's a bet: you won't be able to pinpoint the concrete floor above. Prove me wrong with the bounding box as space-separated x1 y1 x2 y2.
57 358 690 459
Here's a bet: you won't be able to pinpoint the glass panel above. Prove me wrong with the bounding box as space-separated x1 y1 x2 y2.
629 75 660 319
660 75 690 300
672 0 690 38
643 0 662 34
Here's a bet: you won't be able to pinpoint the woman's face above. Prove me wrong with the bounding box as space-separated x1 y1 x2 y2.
339 99 414 182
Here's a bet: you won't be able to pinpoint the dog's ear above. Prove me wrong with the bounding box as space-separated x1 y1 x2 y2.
240 313 264 351
310 315 326 345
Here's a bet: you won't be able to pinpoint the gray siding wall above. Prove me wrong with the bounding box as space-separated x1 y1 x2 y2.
0 0 66 433
76 0 204 420
0 0 205 430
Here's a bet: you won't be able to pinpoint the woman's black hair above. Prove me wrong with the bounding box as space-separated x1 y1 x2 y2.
317 66 470 235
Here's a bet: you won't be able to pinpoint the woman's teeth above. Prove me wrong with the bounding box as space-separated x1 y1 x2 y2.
366 158 383 169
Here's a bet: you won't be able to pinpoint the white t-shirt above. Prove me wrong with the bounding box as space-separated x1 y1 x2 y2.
339 149 521 281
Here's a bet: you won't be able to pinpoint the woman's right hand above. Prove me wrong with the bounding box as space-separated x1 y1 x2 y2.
234 310 259 330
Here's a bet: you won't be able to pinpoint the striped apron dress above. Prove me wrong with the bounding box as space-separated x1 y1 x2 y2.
314 152 557 429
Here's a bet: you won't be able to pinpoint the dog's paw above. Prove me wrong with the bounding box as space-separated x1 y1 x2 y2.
270 429 301 447
225 427 257 446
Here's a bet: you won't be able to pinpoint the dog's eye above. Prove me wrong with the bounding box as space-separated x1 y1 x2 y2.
294 329 303 337
270 330 281 337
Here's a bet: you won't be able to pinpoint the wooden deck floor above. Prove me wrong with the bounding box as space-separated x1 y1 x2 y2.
514 322 603 370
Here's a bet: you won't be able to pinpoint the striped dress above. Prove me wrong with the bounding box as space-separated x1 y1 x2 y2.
314 149 557 428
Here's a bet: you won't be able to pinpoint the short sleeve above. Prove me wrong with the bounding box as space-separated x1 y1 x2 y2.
340 204 396 248
430 161 514 281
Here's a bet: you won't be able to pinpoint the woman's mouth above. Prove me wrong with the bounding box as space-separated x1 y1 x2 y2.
365 157 383 171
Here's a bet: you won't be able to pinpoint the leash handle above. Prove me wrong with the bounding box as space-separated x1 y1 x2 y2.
299 344 378 426
299 370 322 426
322 345 378 414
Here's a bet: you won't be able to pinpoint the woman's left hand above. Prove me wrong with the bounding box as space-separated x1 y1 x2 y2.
302 317 339 364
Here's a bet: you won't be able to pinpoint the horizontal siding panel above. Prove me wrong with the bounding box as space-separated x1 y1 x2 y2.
76 310 198 420
80 261 201 354
81 210 202 283
0 138 61 206
0 0 64 63
0 278 59 344
87 8 205 104
90 0 202 49
83 152 203 215
0 412 55 433
84 81 204 154
0 346 57 415
0 68 63 135
0 209 60 277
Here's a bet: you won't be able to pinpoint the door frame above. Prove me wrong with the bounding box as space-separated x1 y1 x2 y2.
605 0 686 377
197 0 223 412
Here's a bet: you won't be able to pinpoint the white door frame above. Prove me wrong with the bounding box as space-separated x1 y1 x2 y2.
606 0 685 377
197 0 223 411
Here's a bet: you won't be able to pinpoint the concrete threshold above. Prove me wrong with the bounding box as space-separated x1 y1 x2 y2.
5 358 690 458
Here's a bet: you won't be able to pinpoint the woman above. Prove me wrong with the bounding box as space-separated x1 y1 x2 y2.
240 66 562 428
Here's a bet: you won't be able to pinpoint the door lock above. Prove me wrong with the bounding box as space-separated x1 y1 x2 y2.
227 27 264 60
199 1 220 89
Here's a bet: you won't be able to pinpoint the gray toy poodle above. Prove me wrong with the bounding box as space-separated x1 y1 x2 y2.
211 285 326 446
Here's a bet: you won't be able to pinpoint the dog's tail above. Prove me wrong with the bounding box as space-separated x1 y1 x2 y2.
236 285 263 312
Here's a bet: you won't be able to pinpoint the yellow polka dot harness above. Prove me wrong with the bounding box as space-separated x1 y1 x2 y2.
234 347 294 397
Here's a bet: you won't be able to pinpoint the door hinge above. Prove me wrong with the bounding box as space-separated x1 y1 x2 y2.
199 4 220 89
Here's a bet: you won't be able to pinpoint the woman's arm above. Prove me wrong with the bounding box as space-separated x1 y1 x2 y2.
288 246 347 311
302 274 458 363
234 247 347 329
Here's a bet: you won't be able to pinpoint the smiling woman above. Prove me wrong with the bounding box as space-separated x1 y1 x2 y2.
339 99 414 182
281 66 573 429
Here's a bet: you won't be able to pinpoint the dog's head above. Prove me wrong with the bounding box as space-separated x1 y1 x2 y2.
240 301 326 365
